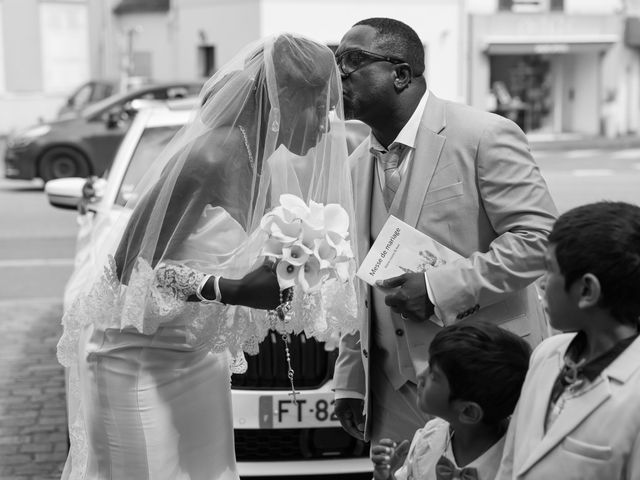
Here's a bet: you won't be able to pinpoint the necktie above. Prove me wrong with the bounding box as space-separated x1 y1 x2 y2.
371 144 405 210
435 455 479 480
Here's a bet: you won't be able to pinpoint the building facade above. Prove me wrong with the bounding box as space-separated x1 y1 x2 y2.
3 0 640 137
0 0 465 134
110 0 465 102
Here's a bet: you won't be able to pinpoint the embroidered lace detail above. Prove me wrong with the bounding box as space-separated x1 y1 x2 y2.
266 277 359 350
155 262 206 301
57 256 269 368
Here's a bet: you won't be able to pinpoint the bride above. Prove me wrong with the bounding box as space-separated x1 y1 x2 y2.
57 33 358 479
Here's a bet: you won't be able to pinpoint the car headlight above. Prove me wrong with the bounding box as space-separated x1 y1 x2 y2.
8 125 52 148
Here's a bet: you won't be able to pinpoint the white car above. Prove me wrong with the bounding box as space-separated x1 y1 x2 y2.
45 101 371 478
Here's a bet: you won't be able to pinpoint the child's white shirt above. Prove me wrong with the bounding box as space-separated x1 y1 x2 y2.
394 417 506 480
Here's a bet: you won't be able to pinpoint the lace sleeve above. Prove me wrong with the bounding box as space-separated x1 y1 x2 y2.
154 262 207 301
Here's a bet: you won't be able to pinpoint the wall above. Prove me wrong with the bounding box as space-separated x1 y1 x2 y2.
0 2 5 94
2 0 41 93
259 0 464 102
466 0 498 14
0 0 91 134
88 0 119 80
564 0 622 14
39 1 90 93
113 12 174 82
175 0 261 79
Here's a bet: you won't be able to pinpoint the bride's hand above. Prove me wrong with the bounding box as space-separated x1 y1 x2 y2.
219 263 281 310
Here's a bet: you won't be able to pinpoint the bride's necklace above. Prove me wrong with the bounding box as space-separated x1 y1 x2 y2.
238 125 254 169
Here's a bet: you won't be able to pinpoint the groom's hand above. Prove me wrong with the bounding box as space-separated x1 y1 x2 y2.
376 273 434 322
334 398 366 440
220 263 281 310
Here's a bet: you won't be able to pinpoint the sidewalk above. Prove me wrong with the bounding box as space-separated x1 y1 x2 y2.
528 133 640 151
0 299 67 479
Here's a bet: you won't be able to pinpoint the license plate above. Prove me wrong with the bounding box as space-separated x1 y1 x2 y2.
259 393 340 428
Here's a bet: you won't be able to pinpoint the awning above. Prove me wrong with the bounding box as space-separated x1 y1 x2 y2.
113 0 169 15
483 35 618 55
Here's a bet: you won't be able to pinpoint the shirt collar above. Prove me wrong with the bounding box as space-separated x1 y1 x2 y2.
370 90 429 153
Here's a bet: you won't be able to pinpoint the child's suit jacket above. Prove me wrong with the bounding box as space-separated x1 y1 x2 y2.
496 332 640 480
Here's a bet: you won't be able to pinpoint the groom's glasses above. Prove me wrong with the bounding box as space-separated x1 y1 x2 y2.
336 49 406 76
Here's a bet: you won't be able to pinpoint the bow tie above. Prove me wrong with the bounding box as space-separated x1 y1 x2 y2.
435 455 479 480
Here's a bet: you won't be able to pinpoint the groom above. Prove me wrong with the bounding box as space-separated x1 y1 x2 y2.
332 18 558 444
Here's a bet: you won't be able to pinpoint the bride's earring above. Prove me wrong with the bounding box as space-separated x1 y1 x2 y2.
271 119 280 132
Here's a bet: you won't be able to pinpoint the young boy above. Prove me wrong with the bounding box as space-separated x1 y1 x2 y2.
372 322 531 480
496 201 640 480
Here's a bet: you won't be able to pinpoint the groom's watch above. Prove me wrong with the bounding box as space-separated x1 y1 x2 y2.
195 275 224 304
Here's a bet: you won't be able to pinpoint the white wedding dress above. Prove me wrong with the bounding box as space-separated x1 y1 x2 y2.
73 324 238 480
59 208 256 480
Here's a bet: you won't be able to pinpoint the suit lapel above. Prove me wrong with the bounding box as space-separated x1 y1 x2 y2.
516 348 562 469
518 351 616 475
397 93 447 227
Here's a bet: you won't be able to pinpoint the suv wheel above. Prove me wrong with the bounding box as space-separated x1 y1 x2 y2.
39 147 90 182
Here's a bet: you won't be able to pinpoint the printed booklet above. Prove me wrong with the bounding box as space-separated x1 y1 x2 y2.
356 215 462 286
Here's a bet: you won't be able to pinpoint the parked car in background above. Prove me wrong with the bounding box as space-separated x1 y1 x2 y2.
4 82 203 182
45 102 371 478
56 79 119 120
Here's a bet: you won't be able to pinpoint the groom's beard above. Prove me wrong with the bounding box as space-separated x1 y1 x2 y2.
342 93 357 121
343 103 357 121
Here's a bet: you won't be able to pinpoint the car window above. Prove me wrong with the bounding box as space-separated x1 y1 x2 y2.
71 84 93 109
91 83 116 103
115 125 183 207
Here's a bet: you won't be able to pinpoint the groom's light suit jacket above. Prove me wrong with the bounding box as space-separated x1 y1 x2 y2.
334 92 558 440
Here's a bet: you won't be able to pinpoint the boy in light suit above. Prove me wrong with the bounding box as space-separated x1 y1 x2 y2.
496 201 640 480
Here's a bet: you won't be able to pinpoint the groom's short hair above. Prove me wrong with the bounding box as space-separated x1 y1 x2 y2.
354 17 425 77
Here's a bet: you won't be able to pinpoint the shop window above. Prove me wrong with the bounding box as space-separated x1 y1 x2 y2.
489 55 552 133
198 45 215 78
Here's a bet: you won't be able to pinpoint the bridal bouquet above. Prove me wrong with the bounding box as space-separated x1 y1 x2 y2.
261 194 353 290
258 194 358 401
259 194 356 335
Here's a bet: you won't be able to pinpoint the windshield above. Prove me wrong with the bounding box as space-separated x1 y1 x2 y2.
115 125 183 207
81 90 136 118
